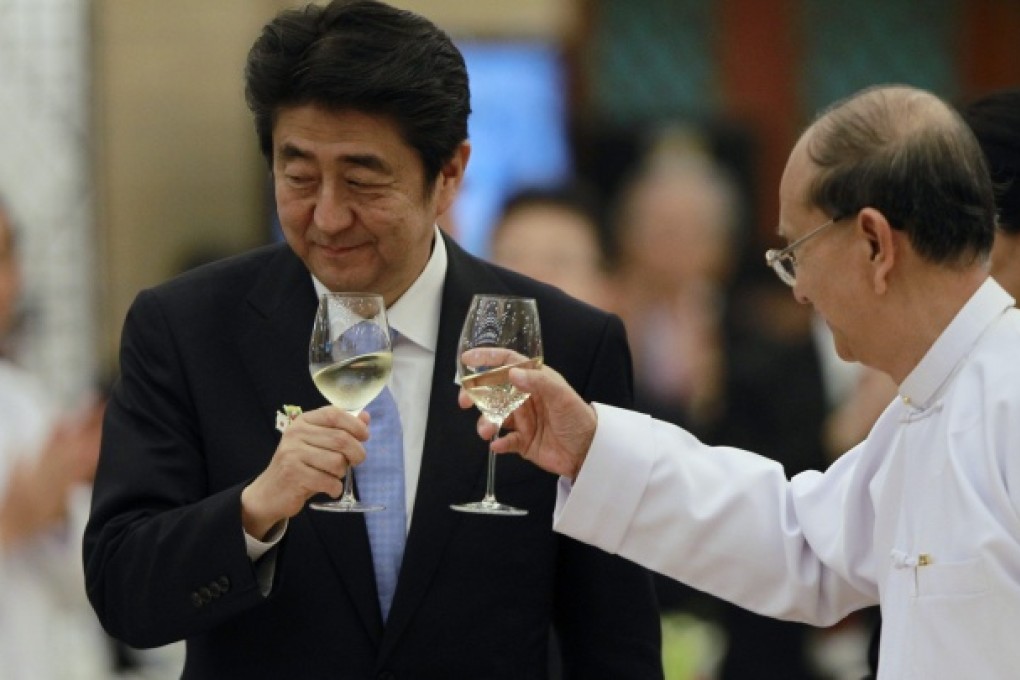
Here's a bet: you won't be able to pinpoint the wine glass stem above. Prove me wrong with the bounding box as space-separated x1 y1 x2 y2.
339 408 361 505
481 419 503 505
341 469 357 504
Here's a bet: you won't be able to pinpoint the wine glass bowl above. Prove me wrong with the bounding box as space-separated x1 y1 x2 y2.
459 351 542 425
308 292 392 512
452 295 543 516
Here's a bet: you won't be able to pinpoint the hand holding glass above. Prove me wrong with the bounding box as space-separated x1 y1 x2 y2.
308 292 392 512
452 295 543 516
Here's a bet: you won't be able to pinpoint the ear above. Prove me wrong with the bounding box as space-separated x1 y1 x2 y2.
433 141 471 217
858 207 896 294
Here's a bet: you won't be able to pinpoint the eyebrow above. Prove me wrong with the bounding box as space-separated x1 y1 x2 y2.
277 143 391 174
278 143 313 162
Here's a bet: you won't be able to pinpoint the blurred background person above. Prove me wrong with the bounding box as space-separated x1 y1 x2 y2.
0 195 183 679
962 88 1020 300
0 195 112 679
610 141 740 440
489 183 613 310
0 199 24 360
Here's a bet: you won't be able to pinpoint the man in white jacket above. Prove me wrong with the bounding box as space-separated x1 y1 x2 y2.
468 84 1020 679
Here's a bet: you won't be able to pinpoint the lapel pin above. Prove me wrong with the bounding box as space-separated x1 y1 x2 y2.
276 404 303 433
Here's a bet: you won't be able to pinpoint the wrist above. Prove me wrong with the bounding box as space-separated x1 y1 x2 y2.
568 403 598 480
240 483 283 541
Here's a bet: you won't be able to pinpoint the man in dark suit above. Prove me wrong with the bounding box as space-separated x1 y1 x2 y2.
83 1 662 678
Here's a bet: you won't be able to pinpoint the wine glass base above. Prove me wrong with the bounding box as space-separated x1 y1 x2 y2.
450 500 528 516
309 500 385 513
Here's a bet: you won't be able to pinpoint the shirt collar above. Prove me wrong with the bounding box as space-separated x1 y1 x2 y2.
898 276 1015 409
311 226 446 353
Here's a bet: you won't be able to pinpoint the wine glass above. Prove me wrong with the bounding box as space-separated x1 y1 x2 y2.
452 295 543 516
308 292 392 512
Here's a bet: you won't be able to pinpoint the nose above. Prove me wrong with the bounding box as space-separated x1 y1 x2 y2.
313 182 355 234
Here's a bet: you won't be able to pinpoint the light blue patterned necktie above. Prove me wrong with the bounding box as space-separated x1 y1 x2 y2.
358 367 406 621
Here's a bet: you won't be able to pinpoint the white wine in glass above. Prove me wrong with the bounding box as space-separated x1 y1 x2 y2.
452 295 543 516
308 292 392 512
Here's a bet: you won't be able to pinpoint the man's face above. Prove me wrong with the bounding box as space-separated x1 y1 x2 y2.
625 175 731 286
778 136 869 363
491 205 606 306
272 105 466 305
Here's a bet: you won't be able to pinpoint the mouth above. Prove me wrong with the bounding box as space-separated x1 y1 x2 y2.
314 242 368 257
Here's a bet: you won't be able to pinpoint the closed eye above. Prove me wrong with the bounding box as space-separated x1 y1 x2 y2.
285 174 315 187
346 173 389 188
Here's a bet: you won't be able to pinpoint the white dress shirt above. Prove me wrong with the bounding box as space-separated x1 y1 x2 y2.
554 277 1020 679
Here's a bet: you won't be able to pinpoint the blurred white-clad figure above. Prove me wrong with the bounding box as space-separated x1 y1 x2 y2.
0 196 114 678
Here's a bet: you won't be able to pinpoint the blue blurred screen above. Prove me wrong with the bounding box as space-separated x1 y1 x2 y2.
452 41 572 256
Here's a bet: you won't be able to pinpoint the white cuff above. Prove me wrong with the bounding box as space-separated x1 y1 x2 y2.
552 403 656 555
244 519 288 562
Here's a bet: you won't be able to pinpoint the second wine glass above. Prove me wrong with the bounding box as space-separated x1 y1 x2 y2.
452 295 543 516
308 292 392 513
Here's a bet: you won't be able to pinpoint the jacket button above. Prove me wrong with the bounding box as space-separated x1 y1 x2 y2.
217 576 230 592
209 582 222 597
190 592 204 608
199 586 213 601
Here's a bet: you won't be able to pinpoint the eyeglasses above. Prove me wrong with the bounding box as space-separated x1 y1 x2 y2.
764 215 846 287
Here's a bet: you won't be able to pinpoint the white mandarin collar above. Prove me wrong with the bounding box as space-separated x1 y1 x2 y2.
311 226 446 354
898 277 1015 410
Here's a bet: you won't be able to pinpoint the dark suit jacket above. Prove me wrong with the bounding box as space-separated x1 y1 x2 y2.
84 234 662 680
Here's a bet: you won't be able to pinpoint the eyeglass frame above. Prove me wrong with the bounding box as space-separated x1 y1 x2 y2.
764 213 849 287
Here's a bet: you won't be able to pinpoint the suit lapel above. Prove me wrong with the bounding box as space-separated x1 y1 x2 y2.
380 235 512 657
238 245 384 644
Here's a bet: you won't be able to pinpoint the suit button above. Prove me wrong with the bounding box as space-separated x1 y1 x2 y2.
190 592 203 608
199 586 213 601
209 582 222 597
217 576 230 592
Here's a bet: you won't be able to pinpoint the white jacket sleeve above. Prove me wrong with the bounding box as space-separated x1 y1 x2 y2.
553 403 876 626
